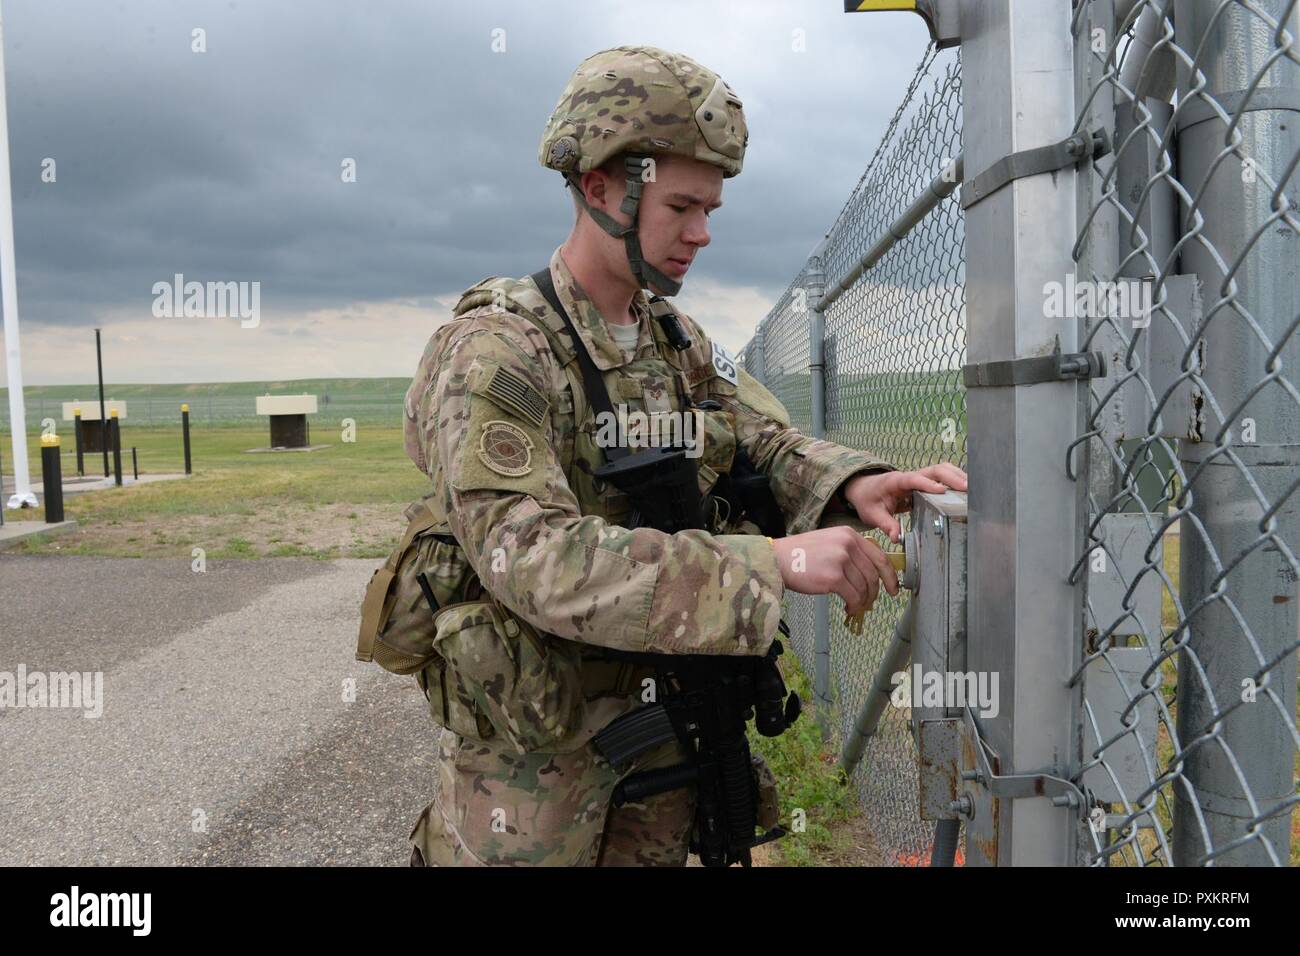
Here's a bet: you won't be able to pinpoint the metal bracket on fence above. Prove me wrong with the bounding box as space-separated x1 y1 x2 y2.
961 706 1086 803
962 338 1106 388
943 705 1089 864
961 127 1110 210
918 717 966 820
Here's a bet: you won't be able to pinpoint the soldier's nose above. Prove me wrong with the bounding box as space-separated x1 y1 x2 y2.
684 221 711 248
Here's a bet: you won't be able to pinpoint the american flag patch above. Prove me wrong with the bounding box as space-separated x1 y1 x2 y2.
485 366 549 428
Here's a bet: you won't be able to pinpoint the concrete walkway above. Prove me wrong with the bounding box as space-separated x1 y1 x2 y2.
0 554 435 866
0 519 78 551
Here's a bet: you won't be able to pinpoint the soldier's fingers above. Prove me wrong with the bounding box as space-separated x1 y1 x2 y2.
922 462 969 491
863 562 880 611
844 533 883 595
836 558 869 615
858 504 902 544
862 540 900 597
835 578 865 618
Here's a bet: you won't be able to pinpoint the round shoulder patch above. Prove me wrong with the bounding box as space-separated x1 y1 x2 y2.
477 420 535 476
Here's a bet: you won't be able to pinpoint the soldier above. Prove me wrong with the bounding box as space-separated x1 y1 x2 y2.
396 45 967 866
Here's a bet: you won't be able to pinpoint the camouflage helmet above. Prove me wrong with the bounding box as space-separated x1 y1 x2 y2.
539 46 748 296
539 45 748 179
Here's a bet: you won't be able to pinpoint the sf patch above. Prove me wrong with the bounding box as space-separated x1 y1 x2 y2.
711 341 739 386
477 420 534 476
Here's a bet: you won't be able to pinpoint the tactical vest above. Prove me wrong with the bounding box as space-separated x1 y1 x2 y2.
428 272 743 532
357 270 753 754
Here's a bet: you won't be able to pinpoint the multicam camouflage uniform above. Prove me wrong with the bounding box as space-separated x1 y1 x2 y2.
398 46 895 866
402 248 895 865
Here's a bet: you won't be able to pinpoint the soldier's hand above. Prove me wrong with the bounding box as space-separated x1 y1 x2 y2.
771 527 899 617
842 462 968 544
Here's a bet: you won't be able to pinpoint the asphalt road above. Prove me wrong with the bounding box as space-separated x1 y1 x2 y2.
0 554 438 866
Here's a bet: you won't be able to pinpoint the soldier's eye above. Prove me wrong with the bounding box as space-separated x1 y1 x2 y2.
670 205 689 213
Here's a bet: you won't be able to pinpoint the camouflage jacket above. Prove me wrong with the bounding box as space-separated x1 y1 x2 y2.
403 246 895 659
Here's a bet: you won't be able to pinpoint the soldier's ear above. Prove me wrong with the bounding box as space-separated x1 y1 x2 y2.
580 168 609 210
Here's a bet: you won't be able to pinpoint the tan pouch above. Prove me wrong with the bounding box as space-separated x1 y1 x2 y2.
357 496 475 675
417 597 586 755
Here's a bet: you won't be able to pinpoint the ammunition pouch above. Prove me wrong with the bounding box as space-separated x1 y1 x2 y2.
414 598 587 755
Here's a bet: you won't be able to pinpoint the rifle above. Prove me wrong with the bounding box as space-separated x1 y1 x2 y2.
591 442 801 867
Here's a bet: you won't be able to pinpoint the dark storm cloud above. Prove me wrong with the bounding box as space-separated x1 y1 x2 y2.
3 0 930 327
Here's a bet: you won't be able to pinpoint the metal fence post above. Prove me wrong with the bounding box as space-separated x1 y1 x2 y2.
1171 0 1300 866
749 329 767 388
960 0 1085 865
1072 0 1126 864
806 242 833 741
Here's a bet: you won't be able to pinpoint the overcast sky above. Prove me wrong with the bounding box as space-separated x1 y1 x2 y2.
0 0 931 386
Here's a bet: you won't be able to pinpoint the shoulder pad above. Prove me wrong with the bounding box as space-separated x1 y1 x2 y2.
453 275 576 368
454 276 523 316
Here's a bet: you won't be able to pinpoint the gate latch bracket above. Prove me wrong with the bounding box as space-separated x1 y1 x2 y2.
962 128 1111 210
963 337 1106 389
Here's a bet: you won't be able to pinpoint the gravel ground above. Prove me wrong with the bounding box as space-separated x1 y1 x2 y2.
0 554 435 866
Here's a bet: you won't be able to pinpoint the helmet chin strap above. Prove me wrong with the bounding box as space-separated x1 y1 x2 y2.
564 154 683 297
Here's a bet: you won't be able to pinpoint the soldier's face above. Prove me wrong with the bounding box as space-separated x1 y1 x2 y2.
637 156 724 291
596 156 724 293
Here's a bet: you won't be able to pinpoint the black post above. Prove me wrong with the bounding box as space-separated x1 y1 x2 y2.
95 328 109 478
74 410 85 476
132 446 138 481
182 403 192 474
111 414 122 487
41 436 64 523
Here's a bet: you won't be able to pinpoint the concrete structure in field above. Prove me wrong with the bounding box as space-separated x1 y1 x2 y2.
256 394 317 448
62 401 127 454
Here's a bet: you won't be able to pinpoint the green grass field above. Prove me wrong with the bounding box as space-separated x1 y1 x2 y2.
3 422 429 559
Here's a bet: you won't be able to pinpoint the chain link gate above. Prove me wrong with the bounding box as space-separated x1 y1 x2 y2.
741 0 1296 866
1070 0 1299 866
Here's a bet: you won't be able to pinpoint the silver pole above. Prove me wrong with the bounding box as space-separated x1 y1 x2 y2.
960 0 1085 865
841 600 916 774
0 0 35 509
806 241 833 742
817 156 964 315
749 329 766 387
1117 4 1177 103
1113 6 1181 521
1171 0 1299 866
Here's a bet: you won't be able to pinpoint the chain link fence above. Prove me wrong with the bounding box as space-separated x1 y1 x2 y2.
742 45 966 865
742 0 1296 867
1069 0 1298 866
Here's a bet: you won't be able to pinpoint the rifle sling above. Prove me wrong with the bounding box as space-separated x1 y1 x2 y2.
530 268 628 463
